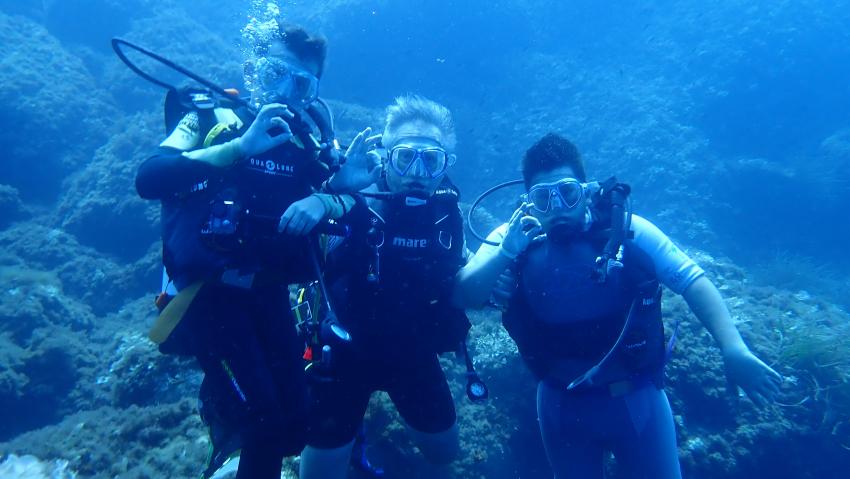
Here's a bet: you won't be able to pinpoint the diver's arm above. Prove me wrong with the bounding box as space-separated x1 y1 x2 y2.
682 276 747 355
682 276 781 407
137 105 298 200
160 109 244 166
135 110 242 200
632 215 781 406
630 215 741 349
452 224 513 309
136 147 226 200
454 205 542 309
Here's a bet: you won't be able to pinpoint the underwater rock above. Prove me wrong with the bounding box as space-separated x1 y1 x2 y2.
0 264 93 342
0 12 118 203
57 111 161 262
103 331 199 408
0 326 94 442
0 185 26 228
0 224 157 316
0 400 208 479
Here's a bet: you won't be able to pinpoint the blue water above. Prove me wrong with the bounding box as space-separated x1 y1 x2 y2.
1 0 849 477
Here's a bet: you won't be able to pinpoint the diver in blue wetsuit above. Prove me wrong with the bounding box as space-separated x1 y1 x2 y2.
134 23 379 479
454 133 782 479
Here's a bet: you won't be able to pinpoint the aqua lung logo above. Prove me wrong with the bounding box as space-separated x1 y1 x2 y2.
249 158 295 175
392 237 428 248
434 187 458 198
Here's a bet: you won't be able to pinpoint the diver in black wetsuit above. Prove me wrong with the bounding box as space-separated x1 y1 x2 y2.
134 23 379 479
300 95 471 479
455 134 782 479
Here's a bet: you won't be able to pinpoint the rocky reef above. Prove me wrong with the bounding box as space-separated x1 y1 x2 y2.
1 1 849 478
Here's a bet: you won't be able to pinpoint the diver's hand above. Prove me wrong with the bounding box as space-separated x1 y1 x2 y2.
278 195 327 236
237 103 294 158
328 128 382 192
490 266 519 309
722 347 782 408
500 204 543 259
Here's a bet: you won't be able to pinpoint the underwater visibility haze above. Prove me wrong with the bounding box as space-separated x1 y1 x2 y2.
0 0 849 477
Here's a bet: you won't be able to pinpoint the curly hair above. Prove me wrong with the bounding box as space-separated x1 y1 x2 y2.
521 133 586 188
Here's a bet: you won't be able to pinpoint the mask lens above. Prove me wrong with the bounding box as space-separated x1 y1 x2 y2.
391 147 417 172
255 58 318 106
292 71 319 104
557 181 583 208
421 149 447 176
528 187 551 212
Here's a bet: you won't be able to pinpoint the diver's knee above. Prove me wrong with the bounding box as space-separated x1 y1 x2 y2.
409 423 460 465
298 440 355 479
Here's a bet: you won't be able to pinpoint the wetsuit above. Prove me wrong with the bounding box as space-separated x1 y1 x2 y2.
307 183 470 449
476 214 703 479
136 104 333 478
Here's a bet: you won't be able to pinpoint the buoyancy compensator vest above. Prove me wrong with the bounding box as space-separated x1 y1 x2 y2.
501 180 667 390
329 179 471 356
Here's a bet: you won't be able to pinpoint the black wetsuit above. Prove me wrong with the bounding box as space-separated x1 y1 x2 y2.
307 184 470 448
136 106 331 478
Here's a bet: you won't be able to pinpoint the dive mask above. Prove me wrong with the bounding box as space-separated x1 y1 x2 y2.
253 57 319 108
389 140 450 178
526 178 586 213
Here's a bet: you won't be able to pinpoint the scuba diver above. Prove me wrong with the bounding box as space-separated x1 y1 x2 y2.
299 95 473 479
133 23 379 479
454 133 782 478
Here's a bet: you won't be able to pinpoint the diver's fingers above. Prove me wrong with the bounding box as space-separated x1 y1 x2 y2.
269 117 290 132
347 128 368 154
295 216 316 236
524 226 544 239
747 389 767 408
259 103 291 121
278 209 294 233
268 118 293 144
508 207 524 227
520 216 542 228
765 364 783 382
763 375 781 398
289 215 306 235
365 133 382 145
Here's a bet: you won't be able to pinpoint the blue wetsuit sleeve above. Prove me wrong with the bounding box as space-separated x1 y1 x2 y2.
135 146 221 200
629 215 704 294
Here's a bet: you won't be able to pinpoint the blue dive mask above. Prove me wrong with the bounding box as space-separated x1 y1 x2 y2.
388 139 450 178
526 178 586 213
254 57 319 108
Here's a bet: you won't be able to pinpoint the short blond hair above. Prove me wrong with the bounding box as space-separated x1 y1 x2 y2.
382 95 457 151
